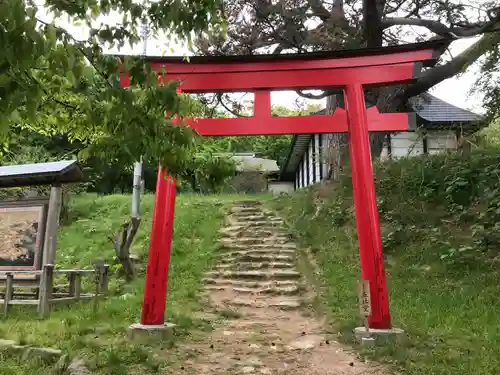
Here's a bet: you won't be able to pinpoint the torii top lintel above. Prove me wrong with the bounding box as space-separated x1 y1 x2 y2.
118 39 450 136
119 40 449 93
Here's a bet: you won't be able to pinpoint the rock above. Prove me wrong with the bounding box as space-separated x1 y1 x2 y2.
30 347 63 363
244 357 263 366
269 300 301 310
0 339 16 348
67 358 93 375
241 366 256 373
55 354 70 372
287 335 325 351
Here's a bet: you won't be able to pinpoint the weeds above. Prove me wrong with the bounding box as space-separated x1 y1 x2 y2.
271 149 500 375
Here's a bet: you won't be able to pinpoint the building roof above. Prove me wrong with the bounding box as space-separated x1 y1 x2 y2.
209 153 280 173
0 160 84 188
232 155 280 173
280 93 482 180
409 92 482 123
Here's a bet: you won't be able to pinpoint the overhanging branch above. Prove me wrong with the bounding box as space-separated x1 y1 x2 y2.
404 31 500 99
382 10 500 38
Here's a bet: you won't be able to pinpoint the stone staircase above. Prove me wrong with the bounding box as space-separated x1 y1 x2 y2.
181 200 380 375
203 200 304 310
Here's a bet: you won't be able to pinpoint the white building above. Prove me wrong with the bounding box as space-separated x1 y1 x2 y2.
280 93 482 190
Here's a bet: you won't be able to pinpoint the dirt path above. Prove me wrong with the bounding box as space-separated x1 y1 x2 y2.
176 200 386 375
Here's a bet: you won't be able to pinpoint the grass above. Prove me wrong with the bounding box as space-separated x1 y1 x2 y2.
270 156 500 375
1 357 52 375
0 192 260 374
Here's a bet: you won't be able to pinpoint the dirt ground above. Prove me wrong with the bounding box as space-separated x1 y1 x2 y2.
171 201 387 375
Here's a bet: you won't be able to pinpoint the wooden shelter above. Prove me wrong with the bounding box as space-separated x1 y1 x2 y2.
0 160 108 317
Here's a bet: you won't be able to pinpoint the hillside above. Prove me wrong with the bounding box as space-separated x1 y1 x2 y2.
4 150 500 375
1 193 233 374
270 149 500 375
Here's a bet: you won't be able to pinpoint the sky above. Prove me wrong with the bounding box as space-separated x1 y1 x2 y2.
38 5 485 115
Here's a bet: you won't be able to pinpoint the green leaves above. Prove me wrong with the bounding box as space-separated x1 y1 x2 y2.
1 0 225 172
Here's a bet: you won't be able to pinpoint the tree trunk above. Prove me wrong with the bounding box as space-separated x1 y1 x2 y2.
325 95 349 181
110 217 140 282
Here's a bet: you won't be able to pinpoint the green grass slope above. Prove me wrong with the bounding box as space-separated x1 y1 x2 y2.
271 150 500 375
0 193 236 374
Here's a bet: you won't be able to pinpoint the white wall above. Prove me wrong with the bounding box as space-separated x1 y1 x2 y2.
294 134 324 190
381 131 457 159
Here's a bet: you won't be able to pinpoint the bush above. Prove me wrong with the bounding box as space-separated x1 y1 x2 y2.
300 149 500 265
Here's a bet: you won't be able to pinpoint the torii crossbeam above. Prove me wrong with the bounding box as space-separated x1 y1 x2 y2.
119 39 449 330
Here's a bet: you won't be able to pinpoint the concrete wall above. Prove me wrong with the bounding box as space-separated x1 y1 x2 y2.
226 171 268 193
268 182 295 196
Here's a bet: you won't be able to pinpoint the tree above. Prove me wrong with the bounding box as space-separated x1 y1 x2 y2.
1 0 225 172
199 104 324 167
193 0 500 178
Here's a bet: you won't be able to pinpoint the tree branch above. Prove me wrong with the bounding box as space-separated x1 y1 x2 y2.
382 11 500 38
404 31 500 99
216 94 250 118
307 0 331 21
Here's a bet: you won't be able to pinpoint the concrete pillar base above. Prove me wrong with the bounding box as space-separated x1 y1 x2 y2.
127 323 176 344
354 327 405 346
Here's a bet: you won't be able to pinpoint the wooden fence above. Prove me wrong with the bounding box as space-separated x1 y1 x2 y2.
0 262 109 318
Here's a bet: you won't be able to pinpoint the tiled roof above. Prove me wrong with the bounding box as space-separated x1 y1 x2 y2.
409 92 482 123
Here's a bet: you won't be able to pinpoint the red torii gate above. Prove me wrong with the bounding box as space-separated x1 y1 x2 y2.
119 39 449 330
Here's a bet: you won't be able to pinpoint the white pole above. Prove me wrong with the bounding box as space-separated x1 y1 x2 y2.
131 161 142 218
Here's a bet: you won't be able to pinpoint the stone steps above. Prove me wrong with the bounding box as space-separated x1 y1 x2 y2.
218 254 295 263
206 202 305 313
204 284 301 296
220 238 291 246
230 206 262 213
205 269 301 281
227 220 284 228
226 296 302 310
219 227 287 238
219 248 296 257
221 243 296 249
203 278 299 288
229 214 282 222
232 200 262 206
213 261 296 271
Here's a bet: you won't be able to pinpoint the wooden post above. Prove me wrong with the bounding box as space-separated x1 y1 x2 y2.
74 272 82 300
358 280 372 334
93 259 105 313
42 184 63 266
38 264 54 318
68 272 76 297
101 265 109 295
3 273 13 318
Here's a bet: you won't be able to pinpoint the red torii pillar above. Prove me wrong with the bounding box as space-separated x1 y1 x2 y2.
119 39 449 332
